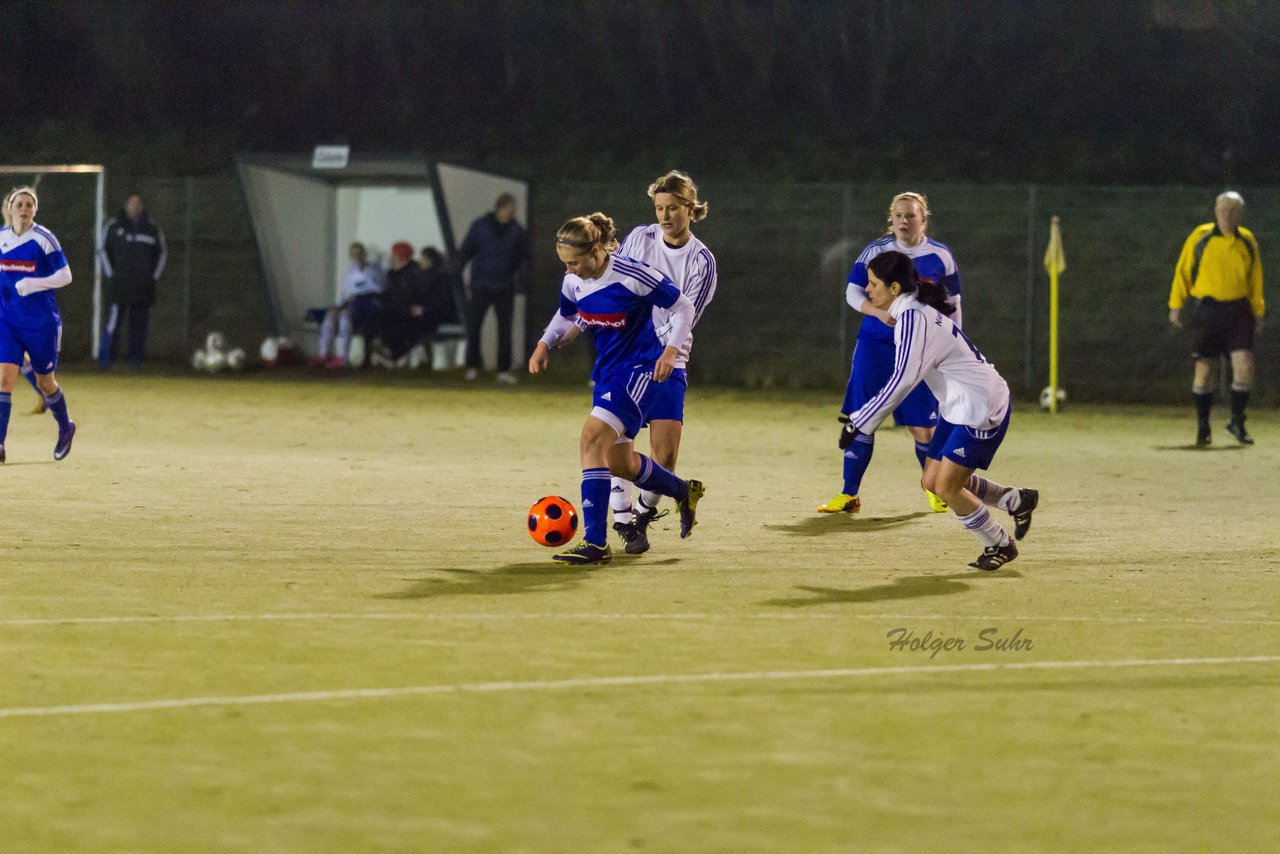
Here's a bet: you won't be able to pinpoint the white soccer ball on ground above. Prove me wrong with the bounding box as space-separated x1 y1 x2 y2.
1039 385 1067 410
192 350 207 371
204 349 228 373
259 336 280 367
227 348 246 371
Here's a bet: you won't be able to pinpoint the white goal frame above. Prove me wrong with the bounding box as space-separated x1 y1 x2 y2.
0 164 106 358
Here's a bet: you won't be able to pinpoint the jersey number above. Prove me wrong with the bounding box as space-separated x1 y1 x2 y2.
951 323 986 363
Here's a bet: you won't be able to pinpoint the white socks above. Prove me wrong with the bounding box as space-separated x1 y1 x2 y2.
956 505 1012 548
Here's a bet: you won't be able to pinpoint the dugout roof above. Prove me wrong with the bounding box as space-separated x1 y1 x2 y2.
236 153 527 349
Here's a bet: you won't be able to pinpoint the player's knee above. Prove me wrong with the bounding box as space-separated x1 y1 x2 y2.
36 375 59 396
607 458 636 480
579 427 616 463
1230 355 1254 386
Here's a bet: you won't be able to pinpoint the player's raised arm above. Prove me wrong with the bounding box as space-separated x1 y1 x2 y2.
846 261 895 325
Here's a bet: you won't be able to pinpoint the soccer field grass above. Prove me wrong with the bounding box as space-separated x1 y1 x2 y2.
1 373 1277 851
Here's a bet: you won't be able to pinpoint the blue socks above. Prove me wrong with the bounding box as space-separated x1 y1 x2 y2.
581 468 611 547
841 432 874 495
914 441 930 469
46 388 71 430
0 392 9 444
631 454 686 500
841 434 929 495
585 457 687 547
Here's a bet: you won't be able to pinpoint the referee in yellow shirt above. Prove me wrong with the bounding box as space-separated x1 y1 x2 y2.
1169 191 1265 446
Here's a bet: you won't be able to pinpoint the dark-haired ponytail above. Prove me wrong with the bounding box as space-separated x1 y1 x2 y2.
914 278 956 316
866 250 955 316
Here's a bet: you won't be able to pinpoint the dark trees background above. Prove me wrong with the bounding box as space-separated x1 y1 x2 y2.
3 0 1278 184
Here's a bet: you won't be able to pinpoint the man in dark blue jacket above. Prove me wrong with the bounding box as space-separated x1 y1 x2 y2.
98 194 166 371
457 193 528 383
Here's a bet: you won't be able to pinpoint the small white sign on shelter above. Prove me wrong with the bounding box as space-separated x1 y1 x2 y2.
311 145 350 170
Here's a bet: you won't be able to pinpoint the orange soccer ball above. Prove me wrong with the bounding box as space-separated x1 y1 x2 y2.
527 496 578 547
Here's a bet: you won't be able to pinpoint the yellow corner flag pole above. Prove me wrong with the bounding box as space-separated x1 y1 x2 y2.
1043 216 1066 414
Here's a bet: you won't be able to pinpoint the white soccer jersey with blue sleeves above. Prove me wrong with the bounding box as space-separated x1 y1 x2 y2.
620 225 716 369
848 294 1008 433
340 262 383 300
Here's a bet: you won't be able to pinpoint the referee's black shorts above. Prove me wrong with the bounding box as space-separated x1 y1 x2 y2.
1191 297 1255 359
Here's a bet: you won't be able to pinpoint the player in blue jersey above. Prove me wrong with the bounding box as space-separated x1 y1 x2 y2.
818 192 962 516
607 171 717 555
529 212 705 565
2 190 54 415
843 251 1038 570
0 187 76 462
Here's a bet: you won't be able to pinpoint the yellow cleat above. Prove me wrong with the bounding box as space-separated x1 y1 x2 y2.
817 493 861 514
926 490 949 512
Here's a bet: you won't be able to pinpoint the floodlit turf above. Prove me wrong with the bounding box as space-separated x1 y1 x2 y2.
1 371 1277 851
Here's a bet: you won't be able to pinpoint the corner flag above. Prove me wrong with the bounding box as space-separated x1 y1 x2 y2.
1044 216 1065 413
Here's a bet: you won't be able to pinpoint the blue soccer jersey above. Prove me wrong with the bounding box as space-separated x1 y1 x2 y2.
557 254 685 382
0 224 68 328
847 235 962 342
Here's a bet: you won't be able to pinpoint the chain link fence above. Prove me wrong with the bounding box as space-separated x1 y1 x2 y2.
26 172 271 366
30 172 1275 404
532 181 1277 405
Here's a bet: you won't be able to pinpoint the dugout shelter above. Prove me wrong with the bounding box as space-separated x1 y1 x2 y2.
236 153 529 365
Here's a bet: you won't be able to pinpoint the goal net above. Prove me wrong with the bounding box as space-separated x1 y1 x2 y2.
0 165 105 359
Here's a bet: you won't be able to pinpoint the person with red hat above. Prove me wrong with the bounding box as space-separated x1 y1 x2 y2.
375 241 433 365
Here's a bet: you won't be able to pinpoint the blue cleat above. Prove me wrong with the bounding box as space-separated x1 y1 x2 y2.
54 421 75 461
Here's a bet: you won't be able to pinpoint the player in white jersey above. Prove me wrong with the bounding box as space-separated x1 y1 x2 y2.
819 192 963 516
842 251 1038 570
606 171 717 555
0 187 77 462
529 213 705 565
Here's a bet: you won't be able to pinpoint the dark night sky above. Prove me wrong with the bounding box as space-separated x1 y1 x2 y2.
4 0 1279 183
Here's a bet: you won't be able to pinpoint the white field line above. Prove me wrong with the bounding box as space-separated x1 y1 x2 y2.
1 612 1278 627
1 655 1278 720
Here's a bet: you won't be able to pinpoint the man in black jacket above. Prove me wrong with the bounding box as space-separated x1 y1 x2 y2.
98 194 166 371
457 193 528 384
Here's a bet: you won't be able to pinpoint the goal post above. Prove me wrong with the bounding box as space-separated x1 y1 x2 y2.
0 164 106 359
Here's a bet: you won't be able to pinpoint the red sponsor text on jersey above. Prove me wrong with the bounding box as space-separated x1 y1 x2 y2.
578 311 627 329
0 260 37 273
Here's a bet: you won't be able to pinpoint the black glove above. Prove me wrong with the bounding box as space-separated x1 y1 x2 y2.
838 415 860 450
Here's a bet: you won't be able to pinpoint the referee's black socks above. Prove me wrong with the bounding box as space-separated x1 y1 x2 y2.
1194 389 1213 428
1230 388 1249 426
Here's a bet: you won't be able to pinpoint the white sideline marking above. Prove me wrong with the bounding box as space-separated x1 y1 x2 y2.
2 612 1278 627
1 655 1277 720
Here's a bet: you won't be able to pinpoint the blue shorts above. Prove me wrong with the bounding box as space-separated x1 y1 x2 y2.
927 405 1011 470
643 368 687 424
591 363 665 439
0 320 61 373
841 336 938 428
